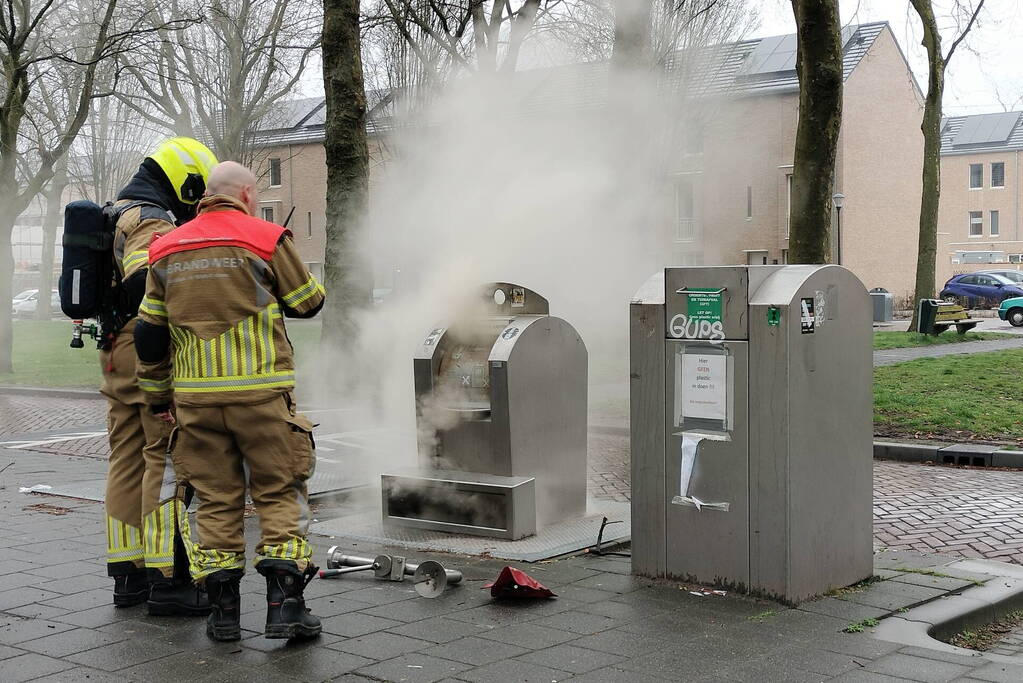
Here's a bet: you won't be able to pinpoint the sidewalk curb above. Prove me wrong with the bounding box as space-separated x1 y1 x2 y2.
0 385 101 400
873 567 1023 663
874 441 1023 468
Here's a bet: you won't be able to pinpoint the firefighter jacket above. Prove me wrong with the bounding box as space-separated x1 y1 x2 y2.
100 187 178 404
135 194 325 407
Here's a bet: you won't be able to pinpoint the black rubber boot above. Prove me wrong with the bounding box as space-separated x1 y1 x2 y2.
257 560 321 640
146 569 212 617
111 567 148 607
204 569 243 642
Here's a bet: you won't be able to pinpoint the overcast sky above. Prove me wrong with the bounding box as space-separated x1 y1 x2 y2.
753 0 1023 116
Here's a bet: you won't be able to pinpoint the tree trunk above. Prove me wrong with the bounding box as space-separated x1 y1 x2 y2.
908 0 945 331
36 159 68 320
321 0 372 352
0 215 14 373
788 0 843 264
611 0 652 69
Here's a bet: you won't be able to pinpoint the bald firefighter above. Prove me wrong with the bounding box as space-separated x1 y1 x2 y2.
103 137 217 615
134 161 325 642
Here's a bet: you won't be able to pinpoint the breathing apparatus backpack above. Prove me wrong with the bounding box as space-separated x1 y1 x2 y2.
58 199 162 349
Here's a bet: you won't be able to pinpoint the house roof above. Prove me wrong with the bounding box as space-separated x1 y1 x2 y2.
249 21 889 148
940 111 1023 155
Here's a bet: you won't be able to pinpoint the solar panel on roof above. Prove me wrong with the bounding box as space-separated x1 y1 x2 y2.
743 33 798 75
952 112 1020 146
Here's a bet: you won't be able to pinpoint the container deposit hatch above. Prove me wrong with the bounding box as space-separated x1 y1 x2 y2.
382 282 588 540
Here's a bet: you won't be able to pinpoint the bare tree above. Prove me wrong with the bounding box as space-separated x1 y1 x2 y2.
323 0 372 351
0 1 190 372
787 0 842 264
908 0 985 330
118 0 321 164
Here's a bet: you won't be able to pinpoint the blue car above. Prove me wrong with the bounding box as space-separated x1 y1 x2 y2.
940 273 1023 309
998 296 1023 327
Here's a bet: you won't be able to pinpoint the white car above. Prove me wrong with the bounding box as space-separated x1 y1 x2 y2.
12 290 61 318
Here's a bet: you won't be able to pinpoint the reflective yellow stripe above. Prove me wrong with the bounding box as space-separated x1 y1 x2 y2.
258 536 311 564
281 276 324 308
107 516 144 564
123 250 149 272
139 296 167 319
139 377 172 393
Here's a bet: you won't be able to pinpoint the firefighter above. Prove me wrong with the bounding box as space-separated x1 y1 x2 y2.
134 161 325 642
103 137 218 615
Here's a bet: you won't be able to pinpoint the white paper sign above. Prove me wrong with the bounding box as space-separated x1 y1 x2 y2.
681 352 727 421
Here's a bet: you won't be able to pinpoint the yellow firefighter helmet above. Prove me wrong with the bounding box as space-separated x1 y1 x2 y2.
147 137 219 204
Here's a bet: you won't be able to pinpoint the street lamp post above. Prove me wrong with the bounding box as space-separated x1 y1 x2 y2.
832 192 845 265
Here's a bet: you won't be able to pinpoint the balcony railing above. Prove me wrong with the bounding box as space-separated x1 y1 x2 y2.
675 218 696 243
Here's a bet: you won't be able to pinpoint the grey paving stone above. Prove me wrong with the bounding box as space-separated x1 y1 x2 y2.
0 652 76 682
571 630 674 658
866 652 972 682
419 636 529 667
530 610 622 635
552 585 618 604
321 612 404 638
16 627 127 658
576 558 632 576
0 644 24 661
445 600 579 627
34 666 131 682
797 597 889 622
39 587 116 611
65 637 184 671
388 617 496 644
966 661 1023 683
0 559 41 574
4 603 70 620
570 573 644 594
96 618 176 640
811 670 911 683
519 565 600 586
571 597 668 622
897 646 986 667
270 648 373 681
0 617 76 645
360 598 478 624
52 605 124 629
758 645 865 676
515 643 625 674
0 587 62 610
233 631 342 655
340 585 420 606
815 633 904 660
329 632 432 660
453 658 571 683
117 651 234 682
34 575 114 595
356 653 472 683
0 572 44 592
562 667 675 683
476 623 580 650
887 573 976 592
310 595 377 619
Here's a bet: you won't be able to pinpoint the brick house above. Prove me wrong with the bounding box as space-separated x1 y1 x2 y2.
249 21 924 297
935 111 1023 288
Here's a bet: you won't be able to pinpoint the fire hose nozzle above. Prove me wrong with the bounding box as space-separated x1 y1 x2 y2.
70 320 85 349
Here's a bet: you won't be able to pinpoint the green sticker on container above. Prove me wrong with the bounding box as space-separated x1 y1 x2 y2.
687 288 723 324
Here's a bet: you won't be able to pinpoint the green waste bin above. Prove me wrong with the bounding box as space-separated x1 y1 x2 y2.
917 299 940 334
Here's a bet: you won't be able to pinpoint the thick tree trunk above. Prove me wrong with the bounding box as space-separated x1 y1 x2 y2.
908 0 945 331
788 0 843 264
321 0 372 352
36 160 68 320
0 216 14 374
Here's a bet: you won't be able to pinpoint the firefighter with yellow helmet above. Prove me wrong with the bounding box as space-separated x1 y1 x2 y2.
102 137 217 614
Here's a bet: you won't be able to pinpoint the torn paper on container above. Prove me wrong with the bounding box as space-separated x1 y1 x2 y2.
671 432 730 512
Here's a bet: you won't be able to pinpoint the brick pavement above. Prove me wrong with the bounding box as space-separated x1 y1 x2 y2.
2 446 1023 681
874 460 1023 563
0 394 105 437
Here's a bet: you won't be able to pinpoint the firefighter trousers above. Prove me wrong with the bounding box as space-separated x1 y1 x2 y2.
103 328 187 579
171 393 316 581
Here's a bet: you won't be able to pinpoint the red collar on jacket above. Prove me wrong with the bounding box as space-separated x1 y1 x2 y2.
148 195 290 263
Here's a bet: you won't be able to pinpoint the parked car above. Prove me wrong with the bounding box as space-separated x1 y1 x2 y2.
12 290 61 318
12 288 37 304
976 269 1023 284
939 273 1023 309
999 296 1023 327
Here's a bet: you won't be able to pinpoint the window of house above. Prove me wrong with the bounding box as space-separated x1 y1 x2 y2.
261 206 275 223
745 250 768 265
675 178 695 242
992 162 1005 188
746 185 752 219
307 211 312 238
991 210 1000 236
1009 254 1023 264
969 211 983 236
970 164 983 189
269 158 282 187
